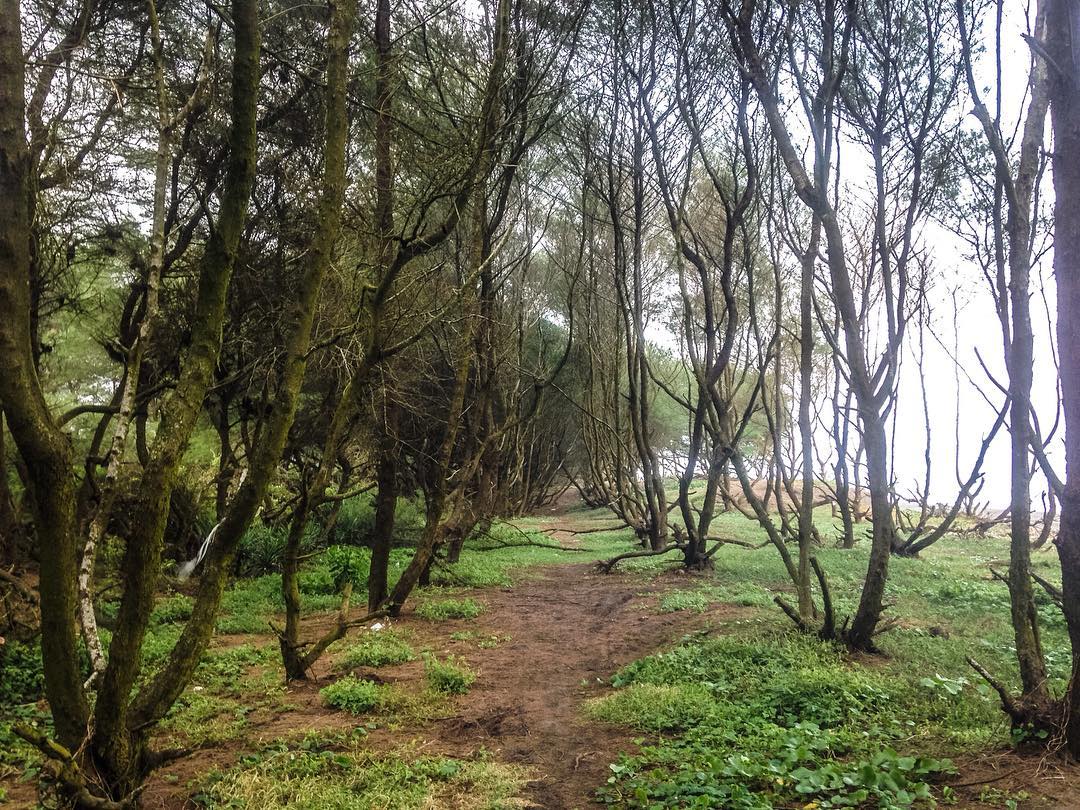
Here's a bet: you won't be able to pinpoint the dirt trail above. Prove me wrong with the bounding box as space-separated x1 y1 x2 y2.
394 562 738 809
137 518 744 809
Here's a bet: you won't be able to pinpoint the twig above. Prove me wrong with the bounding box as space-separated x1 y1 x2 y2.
948 767 1025 789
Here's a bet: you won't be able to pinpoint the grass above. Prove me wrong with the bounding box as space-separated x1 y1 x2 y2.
588 633 968 807
658 588 723 613
210 514 617 636
333 629 416 669
158 643 287 746
415 597 484 621
3 496 1070 808
196 735 532 809
570 501 1070 809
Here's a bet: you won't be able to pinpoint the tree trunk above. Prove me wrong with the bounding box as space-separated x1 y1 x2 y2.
796 220 822 618
89 1 262 788
1047 0 1080 757
280 498 310 681
386 500 444 615
846 411 894 649
0 415 21 564
0 0 89 749
953 0 1052 702
368 410 398 613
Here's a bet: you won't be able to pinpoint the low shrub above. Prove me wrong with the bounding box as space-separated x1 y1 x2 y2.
591 634 961 809
234 524 289 578
151 594 194 625
321 676 389 715
587 683 716 731
0 639 44 705
423 654 476 695
335 631 415 669
332 494 427 547
658 589 712 613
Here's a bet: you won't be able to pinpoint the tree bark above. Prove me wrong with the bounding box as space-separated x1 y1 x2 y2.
88 0 261 790
796 219 823 618
956 0 1050 699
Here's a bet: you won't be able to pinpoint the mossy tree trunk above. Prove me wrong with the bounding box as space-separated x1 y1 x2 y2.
0 0 90 750
369 401 399 612
2 0 261 798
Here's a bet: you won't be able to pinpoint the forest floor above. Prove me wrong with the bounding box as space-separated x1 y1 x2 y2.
5 499 1080 808
143 567 726 809
137 508 738 809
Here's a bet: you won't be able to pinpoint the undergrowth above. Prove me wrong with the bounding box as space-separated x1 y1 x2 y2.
416 597 484 621
195 733 530 809
589 632 983 808
333 629 416 669
321 676 391 715
423 653 476 694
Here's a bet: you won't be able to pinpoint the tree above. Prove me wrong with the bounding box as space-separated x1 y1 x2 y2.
721 0 962 650
1045 0 1080 758
1 0 260 798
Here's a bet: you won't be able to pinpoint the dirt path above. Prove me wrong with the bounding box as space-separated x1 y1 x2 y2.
138 523 744 809
388 563 739 809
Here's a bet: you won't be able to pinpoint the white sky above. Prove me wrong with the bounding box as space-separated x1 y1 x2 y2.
888 4 1058 510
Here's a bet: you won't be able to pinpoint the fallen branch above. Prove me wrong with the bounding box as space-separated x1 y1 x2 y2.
563 522 633 536
474 524 584 553
948 767 1025 789
702 536 768 562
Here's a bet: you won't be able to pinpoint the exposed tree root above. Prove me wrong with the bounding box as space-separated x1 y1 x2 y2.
12 726 137 809
596 543 686 573
596 532 752 573
967 656 1068 746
